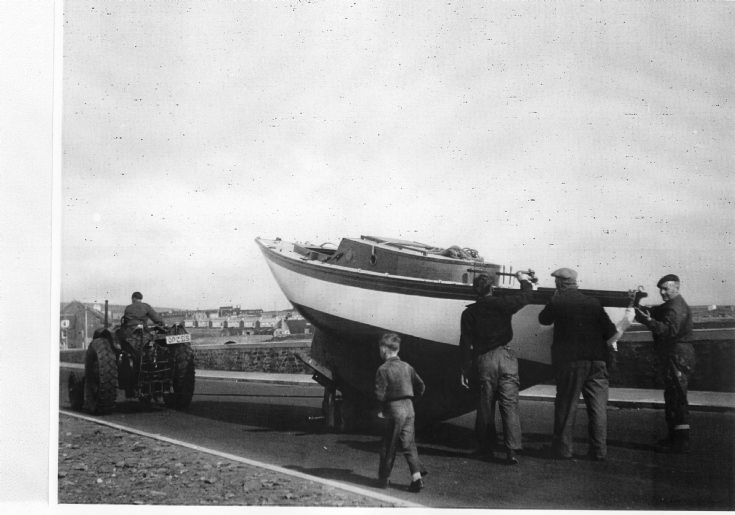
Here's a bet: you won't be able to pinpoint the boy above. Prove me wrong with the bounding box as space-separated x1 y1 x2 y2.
374 332 426 492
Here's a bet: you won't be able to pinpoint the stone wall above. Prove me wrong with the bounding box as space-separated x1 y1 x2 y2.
60 341 312 375
192 342 311 374
611 336 735 392
59 332 735 392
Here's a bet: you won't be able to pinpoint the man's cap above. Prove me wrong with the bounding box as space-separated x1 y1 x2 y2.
656 274 680 287
550 268 578 281
472 274 491 288
132 291 143 300
472 274 493 294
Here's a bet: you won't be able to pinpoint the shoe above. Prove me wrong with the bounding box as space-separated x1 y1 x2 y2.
655 435 690 454
655 442 672 453
420 469 428 477
377 477 389 489
505 450 519 465
656 439 690 454
408 478 424 493
656 436 673 447
587 449 606 461
673 429 691 454
673 440 690 454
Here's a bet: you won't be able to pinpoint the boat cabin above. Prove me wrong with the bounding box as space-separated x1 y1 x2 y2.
293 235 502 285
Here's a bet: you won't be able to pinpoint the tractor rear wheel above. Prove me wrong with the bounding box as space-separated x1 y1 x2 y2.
164 343 195 409
83 338 118 414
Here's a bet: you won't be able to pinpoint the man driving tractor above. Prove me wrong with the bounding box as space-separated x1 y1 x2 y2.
122 291 163 337
117 291 164 394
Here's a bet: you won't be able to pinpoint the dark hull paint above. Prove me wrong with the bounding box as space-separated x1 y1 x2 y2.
296 302 553 424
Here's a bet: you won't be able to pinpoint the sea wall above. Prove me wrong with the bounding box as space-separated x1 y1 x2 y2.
611 330 735 392
192 341 311 374
59 332 735 392
60 340 312 375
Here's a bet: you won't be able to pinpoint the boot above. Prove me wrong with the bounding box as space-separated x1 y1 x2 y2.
672 429 690 454
408 478 424 493
655 428 675 452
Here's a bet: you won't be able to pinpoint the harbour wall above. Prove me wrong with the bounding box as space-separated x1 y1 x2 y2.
612 329 735 391
59 330 735 392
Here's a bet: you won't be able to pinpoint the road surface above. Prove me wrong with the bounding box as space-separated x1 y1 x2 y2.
58 368 735 509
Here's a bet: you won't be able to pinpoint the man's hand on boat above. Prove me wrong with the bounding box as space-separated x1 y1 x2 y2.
460 371 471 390
634 305 652 322
515 270 535 283
515 270 537 287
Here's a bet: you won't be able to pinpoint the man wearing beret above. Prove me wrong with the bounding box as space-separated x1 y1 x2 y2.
459 271 536 464
634 274 694 453
539 268 617 461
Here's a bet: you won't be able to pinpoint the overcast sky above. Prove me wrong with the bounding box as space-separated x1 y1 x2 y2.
61 1 734 310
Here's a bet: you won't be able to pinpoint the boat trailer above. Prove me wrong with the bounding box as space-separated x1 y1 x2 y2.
294 351 344 430
295 343 378 433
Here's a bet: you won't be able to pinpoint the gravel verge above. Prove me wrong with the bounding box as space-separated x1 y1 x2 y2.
58 414 394 507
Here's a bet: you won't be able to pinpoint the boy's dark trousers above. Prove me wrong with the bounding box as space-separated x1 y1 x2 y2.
378 398 421 480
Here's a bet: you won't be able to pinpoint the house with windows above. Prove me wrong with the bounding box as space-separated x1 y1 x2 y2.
59 301 110 349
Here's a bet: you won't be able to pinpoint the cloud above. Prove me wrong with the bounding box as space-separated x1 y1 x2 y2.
61 1 735 308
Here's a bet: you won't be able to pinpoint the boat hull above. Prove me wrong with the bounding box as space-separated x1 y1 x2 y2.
256 237 635 424
300 304 555 425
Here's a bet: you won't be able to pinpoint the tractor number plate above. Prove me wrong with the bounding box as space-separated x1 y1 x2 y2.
165 334 192 345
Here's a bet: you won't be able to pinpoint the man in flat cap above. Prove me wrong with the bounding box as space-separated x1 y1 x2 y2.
122 291 163 336
114 292 164 396
634 274 694 453
459 270 536 464
119 291 164 352
539 267 617 461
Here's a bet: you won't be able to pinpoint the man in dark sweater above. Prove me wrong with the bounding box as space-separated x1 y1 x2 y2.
375 332 426 492
538 268 617 461
459 271 536 464
635 274 695 453
122 291 163 340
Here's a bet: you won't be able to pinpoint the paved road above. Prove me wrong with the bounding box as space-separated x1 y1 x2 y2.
58 369 735 509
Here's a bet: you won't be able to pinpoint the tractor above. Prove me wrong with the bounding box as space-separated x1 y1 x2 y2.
68 323 195 414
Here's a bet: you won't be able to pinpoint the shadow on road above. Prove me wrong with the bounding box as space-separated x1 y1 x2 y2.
186 400 324 433
418 421 475 450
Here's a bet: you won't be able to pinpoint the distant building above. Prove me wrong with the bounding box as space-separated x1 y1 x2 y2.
235 315 259 334
161 311 187 325
60 301 108 349
284 319 312 335
218 305 243 317
259 315 280 329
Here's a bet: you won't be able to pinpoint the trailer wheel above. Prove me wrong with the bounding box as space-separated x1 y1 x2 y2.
83 338 118 414
67 372 85 411
165 343 195 409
